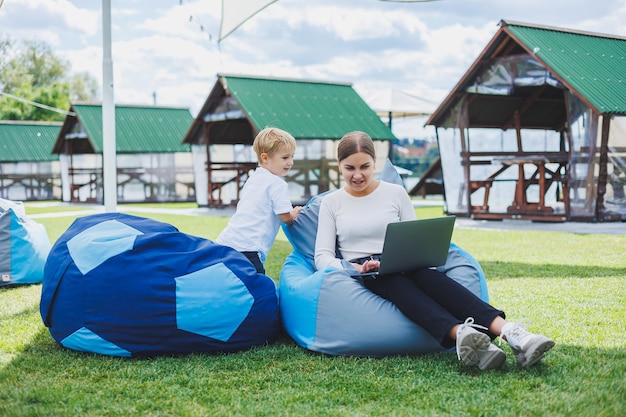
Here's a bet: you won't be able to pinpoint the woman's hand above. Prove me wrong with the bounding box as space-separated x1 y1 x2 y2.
356 259 380 273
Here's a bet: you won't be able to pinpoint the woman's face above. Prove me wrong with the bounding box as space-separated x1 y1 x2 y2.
339 151 377 196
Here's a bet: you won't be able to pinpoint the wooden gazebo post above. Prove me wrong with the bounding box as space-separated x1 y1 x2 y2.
204 123 215 207
458 100 472 216
596 114 611 220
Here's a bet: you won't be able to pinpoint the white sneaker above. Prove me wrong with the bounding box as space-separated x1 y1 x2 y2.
456 317 506 370
501 321 555 367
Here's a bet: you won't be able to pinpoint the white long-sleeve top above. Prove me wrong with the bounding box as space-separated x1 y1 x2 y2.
314 181 416 271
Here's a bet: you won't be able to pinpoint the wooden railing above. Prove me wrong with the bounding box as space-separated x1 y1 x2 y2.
462 151 569 221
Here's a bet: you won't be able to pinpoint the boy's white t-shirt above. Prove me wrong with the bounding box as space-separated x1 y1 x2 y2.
216 166 294 263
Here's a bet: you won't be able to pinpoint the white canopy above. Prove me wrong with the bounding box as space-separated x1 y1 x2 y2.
219 0 278 42
365 88 436 119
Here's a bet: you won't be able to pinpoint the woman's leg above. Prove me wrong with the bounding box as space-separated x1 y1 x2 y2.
365 272 508 370
419 272 554 367
409 268 505 338
365 273 462 347
365 268 504 347
449 316 507 340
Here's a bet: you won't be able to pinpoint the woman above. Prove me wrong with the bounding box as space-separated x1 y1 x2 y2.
314 131 554 370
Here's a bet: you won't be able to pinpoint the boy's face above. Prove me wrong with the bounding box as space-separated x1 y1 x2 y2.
260 145 295 177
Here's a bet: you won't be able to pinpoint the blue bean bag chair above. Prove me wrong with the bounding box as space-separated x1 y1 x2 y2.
40 212 280 357
280 161 489 357
0 198 51 287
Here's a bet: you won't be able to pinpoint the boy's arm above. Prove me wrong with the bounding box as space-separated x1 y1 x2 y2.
278 206 302 224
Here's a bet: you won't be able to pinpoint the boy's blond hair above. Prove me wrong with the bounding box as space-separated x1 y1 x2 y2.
252 127 296 159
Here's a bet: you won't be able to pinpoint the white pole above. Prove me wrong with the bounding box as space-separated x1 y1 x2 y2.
102 0 117 211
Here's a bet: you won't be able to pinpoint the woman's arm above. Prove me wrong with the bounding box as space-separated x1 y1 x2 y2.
399 188 417 221
314 198 343 271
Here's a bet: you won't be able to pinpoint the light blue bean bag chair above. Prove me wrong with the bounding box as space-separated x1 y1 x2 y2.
0 198 51 287
41 212 280 357
280 161 489 357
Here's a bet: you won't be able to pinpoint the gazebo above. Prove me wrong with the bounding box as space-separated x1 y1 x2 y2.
182 74 396 207
426 20 626 222
0 121 62 201
53 103 195 204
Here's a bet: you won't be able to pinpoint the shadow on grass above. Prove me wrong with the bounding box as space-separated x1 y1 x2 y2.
2 326 624 373
478 261 626 279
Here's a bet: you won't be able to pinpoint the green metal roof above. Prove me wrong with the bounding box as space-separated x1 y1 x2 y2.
0 121 61 162
223 75 396 140
504 20 626 114
55 104 193 154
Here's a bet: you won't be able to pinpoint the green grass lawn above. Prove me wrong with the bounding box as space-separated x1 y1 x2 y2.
1 203 624 416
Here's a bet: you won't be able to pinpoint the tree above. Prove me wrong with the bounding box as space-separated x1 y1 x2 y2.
0 37 99 121
0 36 11 70
69 72 99 102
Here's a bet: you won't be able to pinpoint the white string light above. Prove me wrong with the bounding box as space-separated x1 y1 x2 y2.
0 91 76 116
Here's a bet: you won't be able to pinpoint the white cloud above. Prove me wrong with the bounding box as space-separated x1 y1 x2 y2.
307 5 426 40
139 2 221 42
61 45 103 80
0 0 98 45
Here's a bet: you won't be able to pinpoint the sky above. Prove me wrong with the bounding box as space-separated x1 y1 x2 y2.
1 0 625 139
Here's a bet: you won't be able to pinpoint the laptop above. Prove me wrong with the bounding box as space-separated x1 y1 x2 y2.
351 216 456 279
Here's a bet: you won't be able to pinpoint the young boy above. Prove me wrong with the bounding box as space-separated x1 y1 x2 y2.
216 127 302 274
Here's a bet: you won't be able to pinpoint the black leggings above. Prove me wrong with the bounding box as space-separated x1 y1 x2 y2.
364 268 505 348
